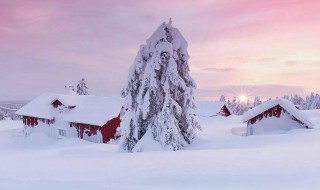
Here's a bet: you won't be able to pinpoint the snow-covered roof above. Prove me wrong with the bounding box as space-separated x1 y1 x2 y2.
16 93 123 126
53 95 77 107
63 96 123 126
15 93 56 120
242 99 314 128
196 101 230 117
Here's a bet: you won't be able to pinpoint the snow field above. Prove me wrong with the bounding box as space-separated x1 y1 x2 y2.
0 110 320 190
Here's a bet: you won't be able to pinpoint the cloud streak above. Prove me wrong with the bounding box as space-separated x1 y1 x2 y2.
203 67 237 72
196 84 307 101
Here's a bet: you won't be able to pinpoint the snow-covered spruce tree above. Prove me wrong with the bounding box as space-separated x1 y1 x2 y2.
120 20 200 152
76 78 89 95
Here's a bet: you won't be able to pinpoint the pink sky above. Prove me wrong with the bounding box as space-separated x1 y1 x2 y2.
0 0 319 101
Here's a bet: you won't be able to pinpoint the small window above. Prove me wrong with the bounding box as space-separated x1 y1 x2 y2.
59 129 66 137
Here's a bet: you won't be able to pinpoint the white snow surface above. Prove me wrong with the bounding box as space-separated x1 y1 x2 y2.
1 110 320 189
242 98 314 128
16 93 123 126
196 101 229 117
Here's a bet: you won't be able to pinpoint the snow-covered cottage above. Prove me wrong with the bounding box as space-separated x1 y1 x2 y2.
242 99 314 135
196 101 232 117
16 93 123 143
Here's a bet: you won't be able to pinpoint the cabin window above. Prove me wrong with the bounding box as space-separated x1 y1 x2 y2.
58 107 64 114
59 129 66 137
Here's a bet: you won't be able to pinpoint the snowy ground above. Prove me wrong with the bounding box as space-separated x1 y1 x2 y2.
1 110 320 190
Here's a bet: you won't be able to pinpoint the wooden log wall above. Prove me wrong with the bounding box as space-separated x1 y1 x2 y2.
248 105 306 128
70 115 121 143
23 116 54 127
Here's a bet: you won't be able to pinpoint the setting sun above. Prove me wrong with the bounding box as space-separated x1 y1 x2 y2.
239 95 248 103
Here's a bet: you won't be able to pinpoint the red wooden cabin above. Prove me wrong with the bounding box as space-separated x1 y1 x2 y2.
16 93 123 143
242 99 314 135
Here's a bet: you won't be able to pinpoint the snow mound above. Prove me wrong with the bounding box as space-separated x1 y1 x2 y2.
132 129 163 152
0 120 22 131
2 111 320 189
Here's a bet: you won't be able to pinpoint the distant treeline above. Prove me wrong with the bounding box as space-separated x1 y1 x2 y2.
0 102 27 120
219 92 320 116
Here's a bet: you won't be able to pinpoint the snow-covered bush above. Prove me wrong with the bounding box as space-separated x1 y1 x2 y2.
120 19 200 152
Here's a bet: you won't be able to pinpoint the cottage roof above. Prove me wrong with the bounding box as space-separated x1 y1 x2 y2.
15 93 56 120
52 95 77 107
196 101 231 117
16 93 123 126
63 96 123 126
242 98 314 128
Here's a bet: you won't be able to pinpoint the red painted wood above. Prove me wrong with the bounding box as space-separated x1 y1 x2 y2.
101 115 121 143
70 115 121 143
52 100 63 108
23 116 54 127
220 105 231 117
22 111 121 143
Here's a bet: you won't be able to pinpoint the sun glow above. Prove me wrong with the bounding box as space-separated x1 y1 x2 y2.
239 95 248 103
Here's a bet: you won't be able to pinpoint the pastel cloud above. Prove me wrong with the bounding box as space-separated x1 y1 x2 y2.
0 0 319 101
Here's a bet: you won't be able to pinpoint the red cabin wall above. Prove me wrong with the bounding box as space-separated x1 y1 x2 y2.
70 123 100 139
70 115 121 143
247 105 307 128
22 116 54 127
101 115 121 143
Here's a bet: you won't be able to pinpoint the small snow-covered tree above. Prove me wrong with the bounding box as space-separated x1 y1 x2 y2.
120 19 200 152
253 96 262 107
305 95 312 110
228 97 237 113
301 93 315 110
283 95 290 100
311 93 320 109
219 95 226 102
76 78 89 95
234 100 242 115
227 98 231 107
290 94 304 106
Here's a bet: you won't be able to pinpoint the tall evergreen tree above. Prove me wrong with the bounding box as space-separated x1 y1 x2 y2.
120 20 200 152
76 78 89 95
